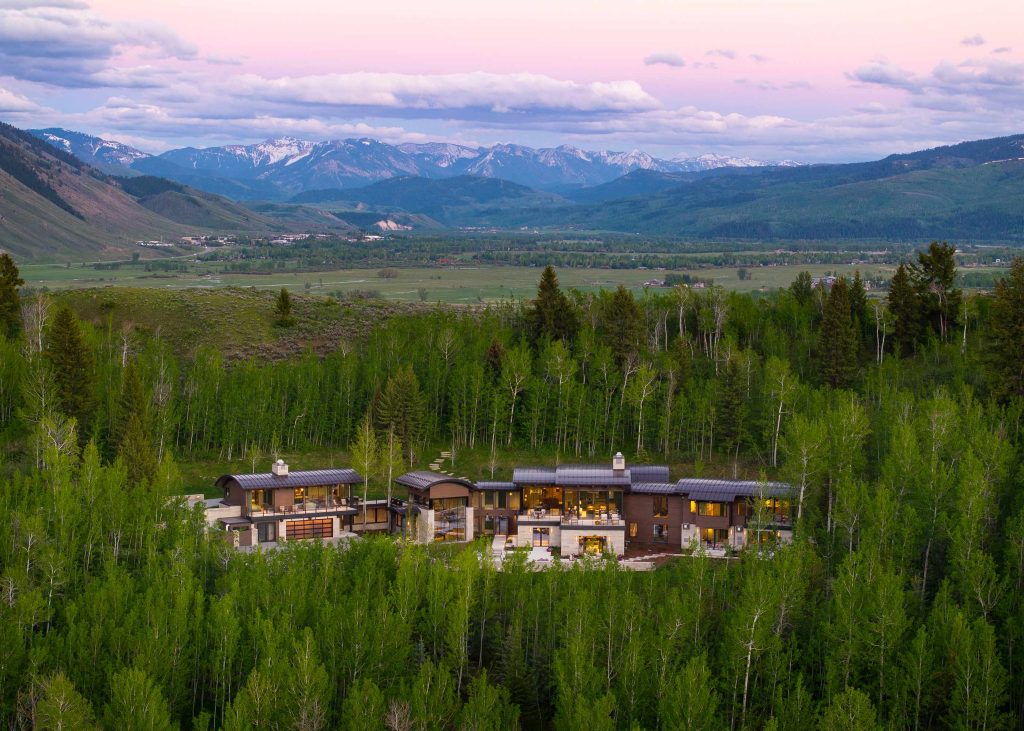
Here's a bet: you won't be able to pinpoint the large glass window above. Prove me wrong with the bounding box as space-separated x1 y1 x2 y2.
434 506 465 542
483 491 495 509
653 495 668 517
523 487 562 513
257 522 276 543
532 527 550 547
250 489 272 512
762 498 791 523
653 523 668 542
507 492 521 511
702 528 729 547
563 489 622 518
696 501 726 517
294 486 328 510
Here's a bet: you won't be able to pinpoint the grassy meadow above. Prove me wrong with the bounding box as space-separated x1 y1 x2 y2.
22 259 904 301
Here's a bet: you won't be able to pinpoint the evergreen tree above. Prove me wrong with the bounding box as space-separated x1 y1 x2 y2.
111 359 148 456
888 264 921 357
44 306 95 434
118 411 159 486
910 241 961 343
526 265 577 343
717 355 745 466
377 365 424 465
274 287 295 327
0 252 23 340
602 285 644 366
986 257 1024 401
817 277 858 388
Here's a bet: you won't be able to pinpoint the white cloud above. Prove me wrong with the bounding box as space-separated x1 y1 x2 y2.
218 71 660 115
0 85 39 112
961 34 985 46
644 52 685 68
706 49 737 60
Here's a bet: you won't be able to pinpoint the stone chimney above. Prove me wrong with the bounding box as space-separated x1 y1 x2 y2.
271 459 289 477
612 452 626 471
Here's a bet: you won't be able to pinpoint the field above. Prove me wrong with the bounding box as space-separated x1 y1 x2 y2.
21 259 908 301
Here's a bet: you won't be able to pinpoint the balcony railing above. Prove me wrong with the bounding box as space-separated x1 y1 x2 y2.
518 508 624 527
248 497 359 517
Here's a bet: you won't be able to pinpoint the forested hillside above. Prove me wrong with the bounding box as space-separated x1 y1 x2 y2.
1 247 1023 729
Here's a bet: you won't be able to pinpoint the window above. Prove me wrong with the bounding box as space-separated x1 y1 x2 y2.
532 527 550 547
629 522 638 538
250 489 271 512
653 495 669 517
701 527 728 547
257 522 276 543
523 487 562 513
507 492 521 511
653 523 668 543
697 502 725 517
497 491 508 509
483 491 495 509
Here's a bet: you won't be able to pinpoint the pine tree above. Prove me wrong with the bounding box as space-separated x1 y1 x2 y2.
45 306 96 434
274 287 295 327
986 257 1024 402
887 264 921 357
602 285 644 366
377 365 424 465
35 672 98 731
818 277 858 388
111 359 148 455
0 252 24 340
526 265 577 343
118 411 159 486
910 241 961 343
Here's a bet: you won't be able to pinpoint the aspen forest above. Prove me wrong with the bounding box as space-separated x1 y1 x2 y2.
1 248 1024 730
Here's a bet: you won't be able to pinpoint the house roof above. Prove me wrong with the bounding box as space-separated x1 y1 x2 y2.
630 482 679 494
677 478 792 502
630 465 671 483
394 471 476 491
476 481 517 491
513 465 631 487
215 468 362 491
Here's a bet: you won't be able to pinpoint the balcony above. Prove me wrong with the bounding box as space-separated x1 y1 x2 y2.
247 497 359 518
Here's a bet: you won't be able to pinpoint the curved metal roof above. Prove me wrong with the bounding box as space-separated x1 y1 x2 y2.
215 468 361 491
676 478 791 502
630 482 679 494
395 471 477 491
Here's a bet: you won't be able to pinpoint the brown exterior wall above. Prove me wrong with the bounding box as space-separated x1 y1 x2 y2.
623 494 686 547
430 483 471 500
224 482 245 507
273 487 294 510
693 514 731 531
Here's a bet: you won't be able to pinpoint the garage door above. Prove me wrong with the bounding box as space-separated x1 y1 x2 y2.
287 519 333 540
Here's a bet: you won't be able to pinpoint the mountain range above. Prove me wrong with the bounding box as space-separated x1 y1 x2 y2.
7 121 1024 260
30 128 798 200
0 123 355 259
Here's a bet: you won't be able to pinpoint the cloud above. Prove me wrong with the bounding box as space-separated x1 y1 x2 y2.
0 0 196 87
706 49 737 60
992 46 1012 54
216 71 660 116
750 54 769 63
961 34 985 46
849 57 1024 116
0 85 39 113
643 52 684 68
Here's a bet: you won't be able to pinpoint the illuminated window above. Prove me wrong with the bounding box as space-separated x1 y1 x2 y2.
697 502 725 517
629 522 638 538
653 495 669 517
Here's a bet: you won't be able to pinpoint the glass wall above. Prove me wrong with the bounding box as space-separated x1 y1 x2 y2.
523 487 562 514
563 489 622 518
691 501 727 517
434 505 465 542
532 527 550 546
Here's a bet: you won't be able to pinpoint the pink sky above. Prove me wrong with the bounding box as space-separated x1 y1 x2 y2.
2 0 1022 160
